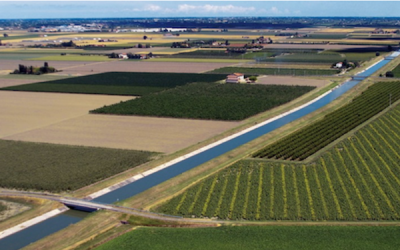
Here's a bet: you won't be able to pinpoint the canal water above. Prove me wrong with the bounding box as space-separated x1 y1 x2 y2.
0 54 395 250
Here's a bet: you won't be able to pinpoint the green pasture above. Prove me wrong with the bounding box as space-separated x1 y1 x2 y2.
26 54 113 61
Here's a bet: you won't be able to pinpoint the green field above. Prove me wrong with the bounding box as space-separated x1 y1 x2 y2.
1 72 226 96
26 54 113 61
0 140 156 192
147 58 250 63
392 64 400 77
257 50 376 64
208 67 340 76
96 226 400 250
156 102 400 221
0 53 48 60
254 81 400 161
91 82 315 121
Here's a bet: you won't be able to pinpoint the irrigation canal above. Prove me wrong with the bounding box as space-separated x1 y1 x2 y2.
0 53 397 250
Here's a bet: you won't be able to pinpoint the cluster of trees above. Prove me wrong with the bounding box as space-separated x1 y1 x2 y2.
12 62 58 75
331 59 359 70
171 42 190 48
109 52 153 59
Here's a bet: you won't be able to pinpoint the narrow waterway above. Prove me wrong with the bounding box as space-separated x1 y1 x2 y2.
0 55 395 250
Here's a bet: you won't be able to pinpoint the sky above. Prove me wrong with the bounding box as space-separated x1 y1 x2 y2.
1 1 400 19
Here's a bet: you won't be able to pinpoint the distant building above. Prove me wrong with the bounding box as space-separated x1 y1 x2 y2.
226 73 245 83
335 62 343 68
118 53 128 59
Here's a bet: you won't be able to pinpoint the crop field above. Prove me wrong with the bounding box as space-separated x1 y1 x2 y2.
254 81 400 161
96 226 400 250
208 67 340 76
1 72 226 96
0 140 156 192
91 82 315 121
5 114 238 153
156 89 400 221
392 64 400 77
0 91 132 138
147 58 250 63
256 76 330 88
27 55 113 62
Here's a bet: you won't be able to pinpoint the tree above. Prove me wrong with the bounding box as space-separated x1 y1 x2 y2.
388 45 393 51
148 52 153 58
225 40 229 46
376 52 380 56
386 71 394 77
137 43 143 48
143 35 147 40
3 33 8 37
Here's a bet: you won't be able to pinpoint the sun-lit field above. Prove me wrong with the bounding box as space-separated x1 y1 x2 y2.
26 54 113 61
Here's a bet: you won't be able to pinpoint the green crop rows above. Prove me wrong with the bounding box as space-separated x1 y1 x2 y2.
91 82 315 121
156 103 400 221
0 140 157 192
1 72 226 96
253 81 400 161
95 226 400 250
392 64 400 77
209 67 340 75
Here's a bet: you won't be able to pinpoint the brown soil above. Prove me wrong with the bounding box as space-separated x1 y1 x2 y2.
4 114 239 153
256 75 331 87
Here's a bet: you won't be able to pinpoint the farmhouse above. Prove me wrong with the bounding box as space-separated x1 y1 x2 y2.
118 53 128 59
226 73 245 83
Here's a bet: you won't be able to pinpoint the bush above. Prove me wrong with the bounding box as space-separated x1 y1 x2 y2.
386 71 394 77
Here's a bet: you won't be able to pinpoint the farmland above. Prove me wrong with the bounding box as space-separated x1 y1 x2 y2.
208 67 340 76
95 226 400 250
392 63 400 77
0 139 156 192
0 203 7 213
155 100 400 221
253 81 400 161
1 72 226 96
91 82 315 121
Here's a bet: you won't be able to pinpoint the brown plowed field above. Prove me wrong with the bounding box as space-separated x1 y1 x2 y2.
0 91 238 153
256 75 330 88
0 91 133 138
4 114 238 153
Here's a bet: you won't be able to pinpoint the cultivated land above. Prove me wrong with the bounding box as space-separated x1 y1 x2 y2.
92 82 315 121
0 91 132 138
96 226 400 250
156 83 400 221
1 72 226 96
5 115 239 153
0 139 156 192
208 66 340 76
256 76 331 88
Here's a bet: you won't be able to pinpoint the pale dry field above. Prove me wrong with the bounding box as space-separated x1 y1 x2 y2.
5 115 238 153
0 78 51 88
0 91 133 138
1 91 238 153
262 44 388 50
256 75 330 88
58 61 236 74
